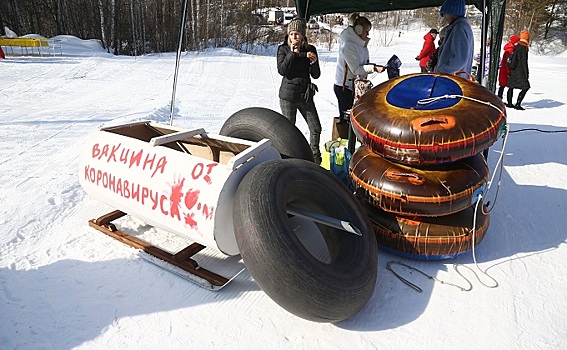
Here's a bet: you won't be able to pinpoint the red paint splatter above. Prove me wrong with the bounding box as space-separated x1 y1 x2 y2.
184 189 200 210
169 178 185 219
185 212 197 228
202 204 214 220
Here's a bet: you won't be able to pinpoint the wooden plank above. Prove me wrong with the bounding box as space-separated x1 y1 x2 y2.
149 128 206 146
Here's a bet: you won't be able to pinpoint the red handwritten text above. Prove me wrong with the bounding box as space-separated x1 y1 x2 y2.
84 165 215 230
92 143 167 178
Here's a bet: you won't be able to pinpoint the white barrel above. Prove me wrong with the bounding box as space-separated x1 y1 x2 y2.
79 121 280 256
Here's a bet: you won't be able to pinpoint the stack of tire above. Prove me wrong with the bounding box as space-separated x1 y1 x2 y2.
348 73 507 260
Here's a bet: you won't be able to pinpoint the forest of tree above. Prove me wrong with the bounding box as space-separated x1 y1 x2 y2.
0 0 565 56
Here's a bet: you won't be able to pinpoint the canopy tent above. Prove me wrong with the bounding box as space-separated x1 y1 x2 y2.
294 0 483 15
294 0 508 92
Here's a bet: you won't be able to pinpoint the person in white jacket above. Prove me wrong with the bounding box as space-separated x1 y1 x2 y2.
334 14 384 123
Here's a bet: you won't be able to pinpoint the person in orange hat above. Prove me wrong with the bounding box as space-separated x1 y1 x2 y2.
506 30 531 110
497 34 520 99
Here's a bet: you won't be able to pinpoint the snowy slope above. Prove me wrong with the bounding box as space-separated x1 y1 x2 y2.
1 26 566 349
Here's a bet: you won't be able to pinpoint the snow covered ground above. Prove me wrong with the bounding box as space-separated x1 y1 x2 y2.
1 25 567 349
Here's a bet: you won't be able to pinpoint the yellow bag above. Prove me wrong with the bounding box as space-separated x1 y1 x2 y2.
321 138 348 170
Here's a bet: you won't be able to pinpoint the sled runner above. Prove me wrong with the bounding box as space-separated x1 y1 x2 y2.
89 210 238 290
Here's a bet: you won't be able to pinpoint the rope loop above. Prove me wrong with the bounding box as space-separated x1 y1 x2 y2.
387 260 471 292
386 195 501 293
417 94 505 116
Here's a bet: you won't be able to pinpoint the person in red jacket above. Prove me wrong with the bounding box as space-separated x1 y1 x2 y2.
0 46 5 59
497 34 520 99
415 28 438 72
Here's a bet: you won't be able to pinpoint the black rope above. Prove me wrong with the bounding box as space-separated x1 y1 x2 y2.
386 261 472 292
509 128 567 134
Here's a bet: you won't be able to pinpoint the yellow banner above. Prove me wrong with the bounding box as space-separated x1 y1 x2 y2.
0 38 48 47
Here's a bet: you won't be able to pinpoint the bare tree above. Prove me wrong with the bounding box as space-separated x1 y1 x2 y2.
97 0 108 49
109 0 116 53
54 0 66 34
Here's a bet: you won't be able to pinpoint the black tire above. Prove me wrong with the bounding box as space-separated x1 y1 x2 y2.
233 159 378 323
220 107 314 162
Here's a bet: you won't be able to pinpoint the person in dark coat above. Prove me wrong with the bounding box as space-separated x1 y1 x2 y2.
416 28 438 72
277 18 322 163
506 30 531 110
497 34 520 99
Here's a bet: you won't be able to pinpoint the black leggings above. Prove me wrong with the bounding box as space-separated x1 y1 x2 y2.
279 98 321 157
497 86 506 99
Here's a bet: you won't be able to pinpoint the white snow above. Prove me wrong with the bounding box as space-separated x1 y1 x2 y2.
1 26 567 349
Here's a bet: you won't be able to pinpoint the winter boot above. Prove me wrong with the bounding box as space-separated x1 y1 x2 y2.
514 89 528 110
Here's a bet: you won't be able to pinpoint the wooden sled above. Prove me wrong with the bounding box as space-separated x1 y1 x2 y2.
89 210 241 290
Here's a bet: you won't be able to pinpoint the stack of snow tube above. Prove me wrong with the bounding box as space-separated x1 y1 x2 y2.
349 73 506 260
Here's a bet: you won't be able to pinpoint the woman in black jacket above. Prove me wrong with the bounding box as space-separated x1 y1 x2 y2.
506 30 531 110
277 18 322 163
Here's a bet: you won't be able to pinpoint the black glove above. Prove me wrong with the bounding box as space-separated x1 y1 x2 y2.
303 83 318 102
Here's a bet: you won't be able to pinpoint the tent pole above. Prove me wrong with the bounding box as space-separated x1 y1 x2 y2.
488 0 507 92
478 0 488 85
169 0 190 126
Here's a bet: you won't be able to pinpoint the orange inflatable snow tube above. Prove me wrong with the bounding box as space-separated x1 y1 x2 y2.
351 73 506 165
366 204 490 260
350 146 488 217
